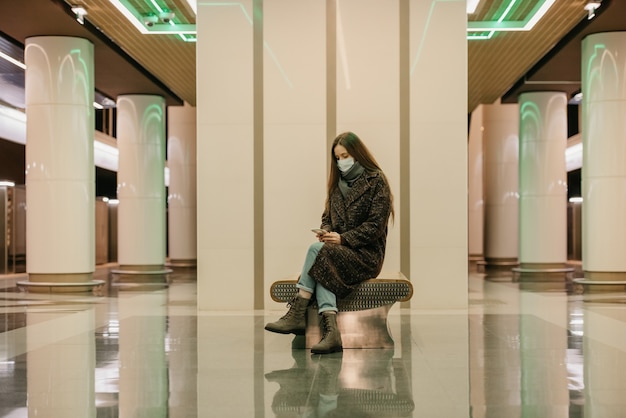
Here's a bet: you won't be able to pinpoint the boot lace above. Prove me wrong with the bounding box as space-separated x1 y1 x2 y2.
280 297 299 320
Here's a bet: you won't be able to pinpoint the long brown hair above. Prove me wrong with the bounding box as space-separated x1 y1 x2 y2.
325 132 395 222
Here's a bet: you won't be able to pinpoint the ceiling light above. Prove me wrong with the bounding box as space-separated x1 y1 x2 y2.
108 0 195 36
467 0 480 14
468 0 556 37
71 5 88 25
584 1 601 19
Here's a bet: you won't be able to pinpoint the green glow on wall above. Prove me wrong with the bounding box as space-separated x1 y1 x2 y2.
467 0 555 40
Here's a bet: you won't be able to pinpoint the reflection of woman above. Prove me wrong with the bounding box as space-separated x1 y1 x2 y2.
265 132 394 354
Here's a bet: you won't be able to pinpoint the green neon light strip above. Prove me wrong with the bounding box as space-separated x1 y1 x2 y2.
468 0 555 33
109 0 196 35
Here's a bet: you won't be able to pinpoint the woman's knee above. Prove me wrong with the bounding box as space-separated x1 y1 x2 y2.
307 241 324 255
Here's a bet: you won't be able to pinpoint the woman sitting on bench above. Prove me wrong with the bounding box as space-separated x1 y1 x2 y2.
265 131 394 354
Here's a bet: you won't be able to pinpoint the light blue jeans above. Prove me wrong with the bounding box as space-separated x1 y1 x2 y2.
296 242 338 313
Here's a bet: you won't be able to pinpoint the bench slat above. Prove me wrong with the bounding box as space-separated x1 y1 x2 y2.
270 279 413 311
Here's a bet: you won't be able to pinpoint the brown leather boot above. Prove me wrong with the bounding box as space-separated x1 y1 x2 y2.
311 312 343 354
265 295 309 335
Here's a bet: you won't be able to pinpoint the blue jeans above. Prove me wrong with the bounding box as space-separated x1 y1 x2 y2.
296 242 338 313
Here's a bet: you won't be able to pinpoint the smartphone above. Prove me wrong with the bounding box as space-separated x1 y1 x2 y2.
311 228 326 235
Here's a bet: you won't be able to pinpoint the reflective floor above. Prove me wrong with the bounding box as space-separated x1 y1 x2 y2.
1 263 626 417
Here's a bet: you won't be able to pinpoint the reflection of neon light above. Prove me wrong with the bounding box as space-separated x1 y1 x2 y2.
336 0 351 90
204 2 292 88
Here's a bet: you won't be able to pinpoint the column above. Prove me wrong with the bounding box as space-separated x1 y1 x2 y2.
196 0 255 310
115 94 169 274
578 32 626 289
336 0 401 274
482 103 519 272
468 105 485 263
167 104 197 267
263 0 326 308
409 0 468 309
515 92 572 280
23 36 100 290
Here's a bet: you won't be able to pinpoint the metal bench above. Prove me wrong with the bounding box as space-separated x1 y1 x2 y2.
269 278 413 349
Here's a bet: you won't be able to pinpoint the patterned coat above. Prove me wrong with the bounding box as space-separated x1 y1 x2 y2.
308 170 392 298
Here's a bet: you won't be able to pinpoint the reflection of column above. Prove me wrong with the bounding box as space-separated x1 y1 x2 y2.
483 103 519 270
579 32 626 288
519 290 569 417
24 36 95 286
118 291 168 417
516 92 570 280
468 105 484 261
167 104 197 267
27 309 96 417
116 95 167 273
583 307 626 417
481 280 521 417
168 283 198 418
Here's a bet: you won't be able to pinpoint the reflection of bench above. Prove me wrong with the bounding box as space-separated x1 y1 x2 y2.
269 278 413 349
266 348 415 415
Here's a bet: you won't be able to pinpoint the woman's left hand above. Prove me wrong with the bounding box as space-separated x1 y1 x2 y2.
321 231 342 245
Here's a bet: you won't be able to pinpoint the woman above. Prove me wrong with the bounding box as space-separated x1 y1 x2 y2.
265 131 394 354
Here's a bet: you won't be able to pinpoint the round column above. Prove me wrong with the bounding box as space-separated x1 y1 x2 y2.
22 36 101 291
578 32 626 289
468 105 484 263
515 92 572 280
167 105 197 267
115 95 169 274
482 103 519 272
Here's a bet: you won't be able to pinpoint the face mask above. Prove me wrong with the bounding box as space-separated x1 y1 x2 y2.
337 157 355 173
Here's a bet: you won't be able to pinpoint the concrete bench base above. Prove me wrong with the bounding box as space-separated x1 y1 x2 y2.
270 278 413 349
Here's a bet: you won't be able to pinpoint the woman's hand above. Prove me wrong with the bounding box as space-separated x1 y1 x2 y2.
321 231 342 245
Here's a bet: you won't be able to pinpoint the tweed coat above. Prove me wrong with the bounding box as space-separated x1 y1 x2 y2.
308 170 392 298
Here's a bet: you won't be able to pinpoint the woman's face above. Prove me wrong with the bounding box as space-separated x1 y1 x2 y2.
334 144 352 161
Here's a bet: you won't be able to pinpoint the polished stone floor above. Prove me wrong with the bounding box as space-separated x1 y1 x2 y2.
0 264 625 417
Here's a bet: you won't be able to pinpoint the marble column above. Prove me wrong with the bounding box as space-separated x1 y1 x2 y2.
515 92 571 281
23 36 100 291
468 105 485 262
482 103 519 272
577 32 626 290
167 104 197 267
115 94 168 274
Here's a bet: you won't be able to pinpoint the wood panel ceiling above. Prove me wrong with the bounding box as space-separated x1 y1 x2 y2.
0 0 617 113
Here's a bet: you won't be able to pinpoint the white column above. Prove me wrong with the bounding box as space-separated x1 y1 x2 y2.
197 1 254 310
167 104 197 267
24 36 95 284
482 103 519 269
335 0 400 275
517 92 569 277
580 32 626 285
263 0 326 308
116 95 167 272
410 0 468 308
468 105 484 260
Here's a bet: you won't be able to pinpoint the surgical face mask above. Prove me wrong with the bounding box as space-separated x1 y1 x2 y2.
337 157 355 173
